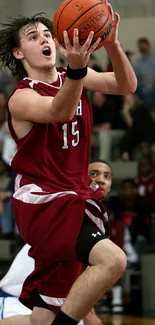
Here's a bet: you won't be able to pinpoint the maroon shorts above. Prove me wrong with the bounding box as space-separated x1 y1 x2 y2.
13 184 108 313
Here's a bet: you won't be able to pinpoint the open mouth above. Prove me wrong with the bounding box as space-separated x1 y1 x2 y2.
42 47 51 57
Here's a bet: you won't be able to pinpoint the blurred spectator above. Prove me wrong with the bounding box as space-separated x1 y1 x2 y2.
111 178 151 256
135 157 155 213
139 140 153 160
135 38 155 109
0 158 10 191
0 68 16 97
92 92 112 131
91 92 125 161
1 121 16 165
92 92 124 131
0 90 7 125
0 157 14 239
0 121 16 238
120 94 155 161
0 91 7 153
0 69 10 95
0 189 13 239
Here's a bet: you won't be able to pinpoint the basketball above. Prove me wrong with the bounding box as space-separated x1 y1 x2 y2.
53 0 112 51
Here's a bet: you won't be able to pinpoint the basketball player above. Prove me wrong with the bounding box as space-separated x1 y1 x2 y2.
88 160 112 196
88 160 124 313
0 160 112 325
0 159 112 325
0 0 137 324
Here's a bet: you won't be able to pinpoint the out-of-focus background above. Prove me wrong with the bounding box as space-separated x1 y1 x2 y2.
0 0 155 323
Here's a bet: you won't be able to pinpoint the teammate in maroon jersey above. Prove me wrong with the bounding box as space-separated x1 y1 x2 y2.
0 1 137 324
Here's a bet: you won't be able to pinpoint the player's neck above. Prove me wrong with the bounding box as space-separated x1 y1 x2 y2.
27 66 58 84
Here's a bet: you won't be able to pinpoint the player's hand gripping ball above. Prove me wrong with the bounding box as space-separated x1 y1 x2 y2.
53 0 115 51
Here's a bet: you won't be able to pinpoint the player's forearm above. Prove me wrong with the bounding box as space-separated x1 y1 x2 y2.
104 42 137 94
52 77 84 121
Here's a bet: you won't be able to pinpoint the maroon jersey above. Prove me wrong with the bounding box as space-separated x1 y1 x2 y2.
8 71 96 198
8 70 107 312
136 172 155 212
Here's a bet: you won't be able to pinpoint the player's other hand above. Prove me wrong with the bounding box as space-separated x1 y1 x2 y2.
54 29 101 69
104 0 120 47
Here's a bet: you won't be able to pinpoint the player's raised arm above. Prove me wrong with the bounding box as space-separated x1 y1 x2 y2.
84 3 137 95
9 29 100 124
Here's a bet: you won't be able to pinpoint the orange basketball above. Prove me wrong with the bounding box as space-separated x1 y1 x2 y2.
53 0 112 51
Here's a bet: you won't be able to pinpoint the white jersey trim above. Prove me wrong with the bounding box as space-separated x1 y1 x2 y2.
14 176 106 233
13 174 77 204
40 295 65 306
86 199 101 212
23 72 63 90
85 208 105 234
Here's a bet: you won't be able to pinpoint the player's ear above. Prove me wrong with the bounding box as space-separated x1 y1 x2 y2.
13 48 24 60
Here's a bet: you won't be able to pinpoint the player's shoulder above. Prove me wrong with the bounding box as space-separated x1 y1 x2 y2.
8 87 37 112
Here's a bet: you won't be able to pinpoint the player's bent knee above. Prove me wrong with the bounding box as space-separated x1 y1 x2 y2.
89 238 127 283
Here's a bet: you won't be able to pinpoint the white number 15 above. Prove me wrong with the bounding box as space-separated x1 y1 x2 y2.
62 121 79 149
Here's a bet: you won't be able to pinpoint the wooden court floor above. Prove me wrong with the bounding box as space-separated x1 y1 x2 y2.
99 314 155 325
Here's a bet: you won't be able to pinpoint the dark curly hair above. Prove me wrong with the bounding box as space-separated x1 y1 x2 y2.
0 13 54 79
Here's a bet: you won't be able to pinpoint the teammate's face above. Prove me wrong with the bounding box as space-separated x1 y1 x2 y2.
88 162 112 196
13 23 56 72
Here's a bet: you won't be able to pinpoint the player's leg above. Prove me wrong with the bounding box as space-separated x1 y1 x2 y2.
0 316 30 325
27 217 126 325
0 308 55 325
60 242 126 321
51 217 127 324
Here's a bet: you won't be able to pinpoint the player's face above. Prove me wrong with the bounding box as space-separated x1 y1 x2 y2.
14 23 56 71
88 162 112 196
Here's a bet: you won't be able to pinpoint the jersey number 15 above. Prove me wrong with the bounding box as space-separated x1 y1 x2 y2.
62 121 79 149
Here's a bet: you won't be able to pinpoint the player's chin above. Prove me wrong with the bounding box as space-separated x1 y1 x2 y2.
100 185 108 195
42 60 56 69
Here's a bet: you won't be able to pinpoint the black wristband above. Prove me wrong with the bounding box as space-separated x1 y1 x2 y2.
66 65 87 80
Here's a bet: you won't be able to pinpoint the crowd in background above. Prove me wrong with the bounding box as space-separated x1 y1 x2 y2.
0 37 155 279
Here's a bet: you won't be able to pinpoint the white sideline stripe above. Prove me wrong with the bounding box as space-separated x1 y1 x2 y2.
40 295 65 306
85 209 105 234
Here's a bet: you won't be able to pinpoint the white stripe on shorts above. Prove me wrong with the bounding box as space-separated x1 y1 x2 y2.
40 295 65 306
